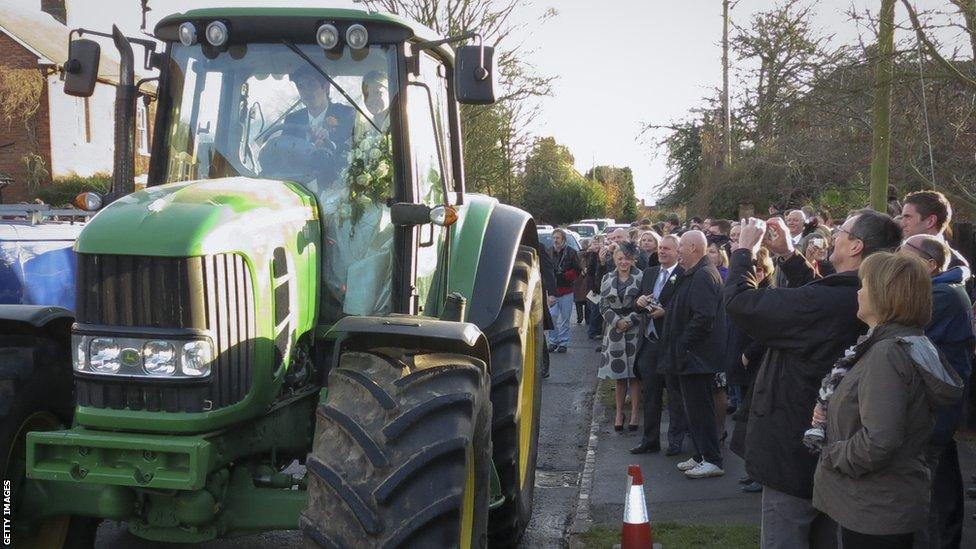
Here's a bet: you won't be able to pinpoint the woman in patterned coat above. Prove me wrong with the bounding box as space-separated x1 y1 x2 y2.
598 241 644 431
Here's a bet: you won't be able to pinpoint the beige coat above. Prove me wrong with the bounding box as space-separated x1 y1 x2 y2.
812 324 963 535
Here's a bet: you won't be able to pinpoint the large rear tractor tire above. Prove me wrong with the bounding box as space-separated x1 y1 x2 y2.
0 334 99 549
301 350 492 548
486 245 545 546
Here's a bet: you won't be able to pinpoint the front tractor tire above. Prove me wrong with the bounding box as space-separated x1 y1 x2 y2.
486 245 545 546
0 334 99 549
301 350 492 548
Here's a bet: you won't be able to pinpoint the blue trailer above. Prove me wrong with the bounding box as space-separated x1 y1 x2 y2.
0 206 93 311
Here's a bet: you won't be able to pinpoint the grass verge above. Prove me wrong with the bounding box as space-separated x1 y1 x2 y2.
578 522 760 548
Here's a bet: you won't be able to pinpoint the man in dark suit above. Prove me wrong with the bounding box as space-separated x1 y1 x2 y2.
631 234 688 455
282 65 356 181
657 230 727 479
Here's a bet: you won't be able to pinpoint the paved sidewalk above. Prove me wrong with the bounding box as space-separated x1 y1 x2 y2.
586 385 759 528
574 315 976 547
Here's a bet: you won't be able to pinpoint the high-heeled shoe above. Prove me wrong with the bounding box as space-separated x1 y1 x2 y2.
628 422 639 431
614 416 625 431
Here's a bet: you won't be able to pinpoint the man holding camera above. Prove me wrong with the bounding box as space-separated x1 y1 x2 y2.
547 229 582 353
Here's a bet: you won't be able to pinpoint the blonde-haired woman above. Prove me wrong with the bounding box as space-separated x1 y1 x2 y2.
812 252 963 548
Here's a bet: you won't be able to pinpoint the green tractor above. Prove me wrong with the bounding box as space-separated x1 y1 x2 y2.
1 8 546 548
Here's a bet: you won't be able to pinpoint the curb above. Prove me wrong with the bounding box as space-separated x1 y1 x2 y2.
569 377 605 536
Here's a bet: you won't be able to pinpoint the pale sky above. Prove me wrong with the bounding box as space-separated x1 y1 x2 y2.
24 0 969 203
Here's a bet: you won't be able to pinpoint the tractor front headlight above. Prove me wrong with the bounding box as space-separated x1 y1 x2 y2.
89 337 122 374
181 340 213 377
73 334 214 379
143 340 177 376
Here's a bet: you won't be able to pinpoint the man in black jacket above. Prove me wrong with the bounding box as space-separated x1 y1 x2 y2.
279 65 356 182
657 230 727 479
725 210 902 549
630 235 688 455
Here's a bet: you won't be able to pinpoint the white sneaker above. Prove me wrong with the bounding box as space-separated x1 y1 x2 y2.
684 461 725 479
676 457 700 471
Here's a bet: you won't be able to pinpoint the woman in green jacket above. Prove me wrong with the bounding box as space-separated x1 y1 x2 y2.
811 252 964 548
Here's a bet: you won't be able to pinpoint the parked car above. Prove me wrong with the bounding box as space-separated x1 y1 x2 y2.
566 223 598 238
537 228 581 251
536 224 554 231
603 223 632 234
579 218 615 232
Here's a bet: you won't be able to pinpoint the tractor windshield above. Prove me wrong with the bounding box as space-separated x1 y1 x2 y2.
160 42 400 319
161 42 397 189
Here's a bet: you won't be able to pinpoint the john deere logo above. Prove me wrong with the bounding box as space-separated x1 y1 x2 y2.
120 348 141 367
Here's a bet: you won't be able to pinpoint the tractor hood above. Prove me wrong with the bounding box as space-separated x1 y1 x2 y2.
75 177 318 257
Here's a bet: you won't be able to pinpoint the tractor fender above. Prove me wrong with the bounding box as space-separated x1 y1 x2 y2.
329 315 491 370
0 304 74 341
465 204 541 330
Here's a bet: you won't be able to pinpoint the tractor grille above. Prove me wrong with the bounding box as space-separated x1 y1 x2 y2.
75 253 256 412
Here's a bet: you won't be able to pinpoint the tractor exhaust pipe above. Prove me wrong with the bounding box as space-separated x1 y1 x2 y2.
110 25 135 197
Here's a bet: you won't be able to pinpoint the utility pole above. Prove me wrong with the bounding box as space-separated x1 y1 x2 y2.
721 0 732 168
869 0 896 212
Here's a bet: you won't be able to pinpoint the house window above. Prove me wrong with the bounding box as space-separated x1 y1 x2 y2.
136 102 149 154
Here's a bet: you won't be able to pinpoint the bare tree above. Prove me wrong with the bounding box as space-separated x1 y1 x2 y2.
355 0 555 200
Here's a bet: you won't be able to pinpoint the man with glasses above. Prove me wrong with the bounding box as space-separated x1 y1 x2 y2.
900 234 974 549
724 210 902 549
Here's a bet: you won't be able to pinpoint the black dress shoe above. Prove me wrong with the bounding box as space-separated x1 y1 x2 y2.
738 476 753 485
665 445 682 456
547 343 557 352
556 345 567 353
630 442 661 454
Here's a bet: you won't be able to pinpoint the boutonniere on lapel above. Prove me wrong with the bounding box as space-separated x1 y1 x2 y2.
668 274 677 284
325 116 339 128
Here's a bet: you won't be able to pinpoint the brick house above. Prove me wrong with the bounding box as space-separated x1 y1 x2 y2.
0 0 154 204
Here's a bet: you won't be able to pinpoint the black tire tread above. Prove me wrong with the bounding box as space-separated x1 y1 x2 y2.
302 351 492 548
485 244 545 546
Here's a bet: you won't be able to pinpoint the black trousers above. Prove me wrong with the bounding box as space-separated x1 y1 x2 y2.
920 439 964 549
841 527 912 549
667 373 722 467
636 338 687 448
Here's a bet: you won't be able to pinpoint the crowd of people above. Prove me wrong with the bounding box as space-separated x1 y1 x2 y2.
542 190 975 548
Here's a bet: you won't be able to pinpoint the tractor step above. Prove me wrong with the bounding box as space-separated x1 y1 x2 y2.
27 427 212 490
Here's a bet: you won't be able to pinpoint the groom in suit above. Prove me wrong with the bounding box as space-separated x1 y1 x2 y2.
284 64 356 181
630 234 689 454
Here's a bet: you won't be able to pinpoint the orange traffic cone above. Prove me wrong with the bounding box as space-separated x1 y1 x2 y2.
621 464 653 549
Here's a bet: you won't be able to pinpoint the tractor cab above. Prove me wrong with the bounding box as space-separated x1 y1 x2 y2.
64 9 495 322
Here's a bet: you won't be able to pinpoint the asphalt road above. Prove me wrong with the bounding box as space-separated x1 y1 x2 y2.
94 322 598 548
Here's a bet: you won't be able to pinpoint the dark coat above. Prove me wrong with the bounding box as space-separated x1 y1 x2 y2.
657 257 726 376
724 277 770 386
584 250 602 294
546 245 581 297
636 251 659 271
283 103 356 146
724 249 866 499
281 103 356 181
633 264 684 375
927 266 975 445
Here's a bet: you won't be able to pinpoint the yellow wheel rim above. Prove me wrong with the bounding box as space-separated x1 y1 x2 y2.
459 442 475 549
517 317 538 487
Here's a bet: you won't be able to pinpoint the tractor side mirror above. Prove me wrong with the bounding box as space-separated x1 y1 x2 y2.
63 39 100 97
454 45 496 105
